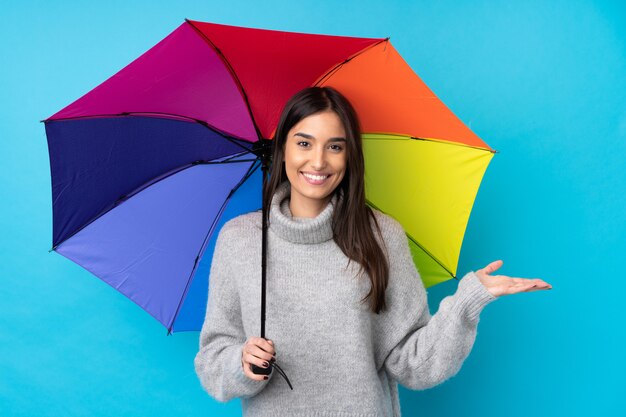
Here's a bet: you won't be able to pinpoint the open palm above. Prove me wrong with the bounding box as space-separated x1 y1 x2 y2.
475 260 552 298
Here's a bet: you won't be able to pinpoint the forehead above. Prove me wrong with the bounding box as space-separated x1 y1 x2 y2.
288 111 346 136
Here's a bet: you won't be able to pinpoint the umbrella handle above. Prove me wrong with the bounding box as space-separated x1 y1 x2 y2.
252 362 294 390
251 363 271 375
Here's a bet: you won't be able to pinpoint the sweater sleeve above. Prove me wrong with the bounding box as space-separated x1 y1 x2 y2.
194 222 271 402
376 215 497 391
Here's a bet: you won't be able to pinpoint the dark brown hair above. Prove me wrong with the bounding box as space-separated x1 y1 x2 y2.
263 86 390 314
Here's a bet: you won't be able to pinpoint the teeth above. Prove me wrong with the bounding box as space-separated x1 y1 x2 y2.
303 173 329 181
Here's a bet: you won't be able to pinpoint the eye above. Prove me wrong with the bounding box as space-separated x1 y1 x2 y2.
329 144 344 152
296 141 310 148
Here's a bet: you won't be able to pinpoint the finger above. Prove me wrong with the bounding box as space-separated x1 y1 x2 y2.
521 282 552 293
241 341 270 381
260 338 276 356
249 343 275 362
242 360 269 381
243 348 272 371
249 337 275 355
481 260 503 275
517 278 552 289
531 282 553 290
533 279 552 289
509 277 536 285
243 341 271 362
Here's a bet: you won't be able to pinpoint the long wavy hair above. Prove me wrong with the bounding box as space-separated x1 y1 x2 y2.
263 86 390 314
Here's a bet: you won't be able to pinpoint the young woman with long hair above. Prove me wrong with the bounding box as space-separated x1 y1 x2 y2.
194 86 551 416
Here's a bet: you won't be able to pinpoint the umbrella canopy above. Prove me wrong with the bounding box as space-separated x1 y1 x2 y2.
43 19 494 334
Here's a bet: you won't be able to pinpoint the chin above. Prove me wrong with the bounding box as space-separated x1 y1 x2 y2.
294 186 336 203
300 189 333 201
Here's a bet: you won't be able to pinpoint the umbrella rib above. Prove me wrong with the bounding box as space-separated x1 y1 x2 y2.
405 234 458 281
365 199 458 281
313 37 390 87
185 19 264 141
362 133 497 154
42 112 257 154
167 157 263 333
49 153 257 253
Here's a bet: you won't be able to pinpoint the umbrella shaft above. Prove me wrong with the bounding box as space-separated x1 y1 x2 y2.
260 156 269 339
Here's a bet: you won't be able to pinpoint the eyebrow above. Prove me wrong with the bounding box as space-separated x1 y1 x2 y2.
294 132 346 142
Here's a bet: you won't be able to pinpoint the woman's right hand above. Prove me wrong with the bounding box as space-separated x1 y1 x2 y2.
241 337 276 381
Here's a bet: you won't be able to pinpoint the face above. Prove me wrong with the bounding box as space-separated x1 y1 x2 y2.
283 110 347 217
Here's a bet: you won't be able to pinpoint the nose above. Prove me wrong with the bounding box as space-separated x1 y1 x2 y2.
310 145 327 171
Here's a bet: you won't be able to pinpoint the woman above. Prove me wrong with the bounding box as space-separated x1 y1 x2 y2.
194 86 551 416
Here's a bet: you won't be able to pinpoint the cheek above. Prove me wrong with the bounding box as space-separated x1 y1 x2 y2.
285 149 306 169
283 148 293 167
338 159 348 183
283 151 301 176
334 155 347 174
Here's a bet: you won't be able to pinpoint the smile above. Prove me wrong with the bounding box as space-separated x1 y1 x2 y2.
301 172 331 185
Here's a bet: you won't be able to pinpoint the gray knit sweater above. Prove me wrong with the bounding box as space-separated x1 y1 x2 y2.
194 181 497 416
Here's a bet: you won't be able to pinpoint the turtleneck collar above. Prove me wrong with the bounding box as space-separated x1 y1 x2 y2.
268 181 339 244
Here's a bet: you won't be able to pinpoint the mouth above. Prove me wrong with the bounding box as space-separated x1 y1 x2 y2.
300 171 332 185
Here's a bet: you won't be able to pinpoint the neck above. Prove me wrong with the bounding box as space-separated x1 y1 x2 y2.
288 192 332 218
269 181 336 244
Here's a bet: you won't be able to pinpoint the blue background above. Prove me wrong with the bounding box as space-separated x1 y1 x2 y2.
1 0 624 416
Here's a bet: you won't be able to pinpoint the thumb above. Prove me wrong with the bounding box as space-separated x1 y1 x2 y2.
483 260 503 275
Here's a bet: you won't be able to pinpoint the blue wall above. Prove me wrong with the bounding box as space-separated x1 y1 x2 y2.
1 1 624 416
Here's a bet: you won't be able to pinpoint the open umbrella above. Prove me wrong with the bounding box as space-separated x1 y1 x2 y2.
43 19 494 346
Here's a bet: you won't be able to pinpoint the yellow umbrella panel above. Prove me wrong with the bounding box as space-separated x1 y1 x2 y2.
363 133 493 287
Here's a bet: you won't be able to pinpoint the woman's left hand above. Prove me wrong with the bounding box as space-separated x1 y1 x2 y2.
474 260 552 298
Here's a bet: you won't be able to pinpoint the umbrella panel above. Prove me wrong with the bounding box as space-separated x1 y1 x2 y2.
363 133 493 286
50 22 258 142
46 116 250 247
320 42 491 150
56 155 260 332
175 164 263 332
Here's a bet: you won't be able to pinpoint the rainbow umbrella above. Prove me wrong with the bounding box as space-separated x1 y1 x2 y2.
43 19 495 337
